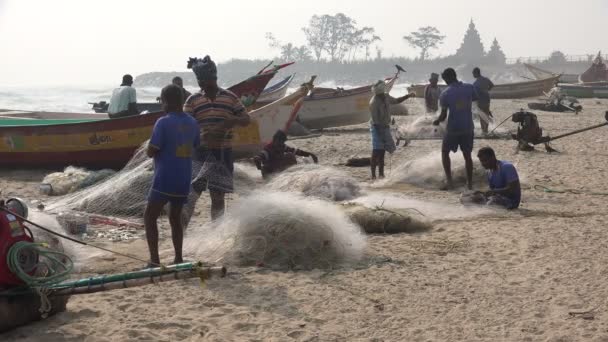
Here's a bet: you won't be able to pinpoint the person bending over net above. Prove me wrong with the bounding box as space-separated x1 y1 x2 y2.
253 130 318 179
144 84 200 266
185 55 251 220
464 147 521 209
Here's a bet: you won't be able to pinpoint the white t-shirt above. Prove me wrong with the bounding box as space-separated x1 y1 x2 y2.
108 86 137 114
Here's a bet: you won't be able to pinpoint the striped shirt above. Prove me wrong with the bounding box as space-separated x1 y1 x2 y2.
183 88 248 149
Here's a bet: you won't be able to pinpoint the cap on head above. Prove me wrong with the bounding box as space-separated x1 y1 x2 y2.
430 73 439 81
372 80 386 95
122 74 133 85
187 55 218 82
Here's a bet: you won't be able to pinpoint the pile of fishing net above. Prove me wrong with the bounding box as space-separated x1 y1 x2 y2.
46 142 259 220
396 115 511 140
376 151 486 189
341 203 431 234
41 167 116 196
185 191 366 270
265 164 360 201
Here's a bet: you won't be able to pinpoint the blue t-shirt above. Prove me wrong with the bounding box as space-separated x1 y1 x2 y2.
473 76 493 104
440 82 478 133
488 160 521 209
149 112 200 198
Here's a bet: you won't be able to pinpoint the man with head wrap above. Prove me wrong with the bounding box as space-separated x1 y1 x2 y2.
184 56 251 220
369 80 414 180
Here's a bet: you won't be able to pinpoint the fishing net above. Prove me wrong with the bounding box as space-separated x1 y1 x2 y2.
45 141 259 226
41 167 116 196
184 191 366 270
341 203 431 234
265 164 360 201
396 115 511 141
376 151 487 189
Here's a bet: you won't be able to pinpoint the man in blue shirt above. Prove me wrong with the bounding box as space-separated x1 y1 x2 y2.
477 146 521 209
433 68 477 190
144 84 200 267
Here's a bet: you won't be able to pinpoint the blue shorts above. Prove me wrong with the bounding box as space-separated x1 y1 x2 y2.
192 148 234 193
148 189 188 205
442 131 474 153
370 125 396 153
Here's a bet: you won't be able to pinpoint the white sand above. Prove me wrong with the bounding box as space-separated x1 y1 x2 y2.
2 98 608 341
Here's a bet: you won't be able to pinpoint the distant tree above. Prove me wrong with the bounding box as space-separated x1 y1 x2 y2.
293 45 312 62
486 38 506 65
303 15 332 62
403 26 445 61
455 20 485 62
322 13 357 62
547 51 567 64
347 26 381 61
266 32 309 62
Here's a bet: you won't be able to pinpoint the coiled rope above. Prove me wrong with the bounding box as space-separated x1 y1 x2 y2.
7 241 74 288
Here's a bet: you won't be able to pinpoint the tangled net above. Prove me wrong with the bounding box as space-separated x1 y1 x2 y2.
46 141 258 222
341 203 431 234
396 115 511 141
42 167 115 196
265 164 361 201
185 191 366 270
376 151 486 189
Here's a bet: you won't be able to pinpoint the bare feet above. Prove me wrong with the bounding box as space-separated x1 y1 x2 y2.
440 182 453 191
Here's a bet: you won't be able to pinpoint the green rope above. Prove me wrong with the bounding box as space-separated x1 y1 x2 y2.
533 184 608 196
7 241 74 288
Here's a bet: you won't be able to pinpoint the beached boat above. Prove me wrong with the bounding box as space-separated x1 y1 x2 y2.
257 74 294 102
524 64 579 84
0 74 311 169
289 75 397 129
557 83 608 99
579 52 608 83
407 75 560 99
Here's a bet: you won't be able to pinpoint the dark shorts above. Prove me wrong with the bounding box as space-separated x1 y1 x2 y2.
442 131 474 153
370 125 396 153
148 189 188 205
192 148 234 193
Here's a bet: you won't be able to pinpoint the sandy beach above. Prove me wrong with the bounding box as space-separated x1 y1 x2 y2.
2 97 608 341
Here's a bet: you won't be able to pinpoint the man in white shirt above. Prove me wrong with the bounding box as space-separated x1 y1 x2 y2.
107 74 139 118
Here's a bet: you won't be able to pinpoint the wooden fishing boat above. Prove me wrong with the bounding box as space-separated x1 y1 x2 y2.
407 75 560 99
557 83 608 99
0 75 313 169
524 64 579 84
257 74 294 102
579 52 608 83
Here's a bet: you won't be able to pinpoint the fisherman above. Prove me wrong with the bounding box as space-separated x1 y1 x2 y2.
185 55 251 220
144 84 200 266
107 74 139 118
475 146 521 209
172 76 192 102
472 67 494 134
424 73 442 113
433 68 477 190
369 80 414 180
253 130 318 178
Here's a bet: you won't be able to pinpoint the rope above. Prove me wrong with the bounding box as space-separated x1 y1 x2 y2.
7 241 74 288
533 184 608 196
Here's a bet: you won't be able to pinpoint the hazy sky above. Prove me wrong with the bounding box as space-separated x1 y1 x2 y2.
0 0 606 86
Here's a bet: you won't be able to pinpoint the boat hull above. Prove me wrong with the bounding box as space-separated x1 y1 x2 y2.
408 76 560 99
297 76 397 129
0 73 300 169
257 75 294 103
557 84 608 98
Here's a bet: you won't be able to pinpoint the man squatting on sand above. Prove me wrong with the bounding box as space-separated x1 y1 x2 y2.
185 56 251 220
253 130 318 179
144 84 200 266
433 67 477 190
475 147 521 209
369 80 414 180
